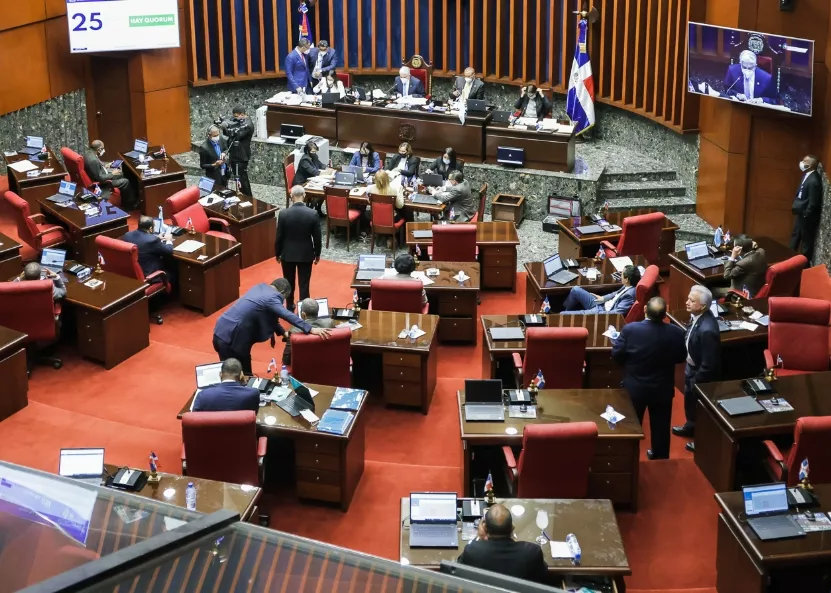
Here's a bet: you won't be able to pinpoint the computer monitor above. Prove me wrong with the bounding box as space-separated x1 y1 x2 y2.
321 92 340 106
197 176 215 196
743 483 788 517
280 123 305 140
133 139 149 154
685 241 709 260
543 254 563 278
195 362 224 388
466 99 487 113
59 448 105 480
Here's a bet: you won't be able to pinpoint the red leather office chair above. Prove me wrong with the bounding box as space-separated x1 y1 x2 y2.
95 235 171 325
291 327 352 386
502 422 598 498
368 193 406 254
324 186 361 250
0 279 61 374
725 254 808 301
60 147 121 207
624 265 660 324
3 191 68 253
402 55 433 98
469 183 488 223
430 224 477 262
513 327 588 389
756 55 774 75
764 297 831 376
283 153 296 207
165 186 200 217
0 174 8 195
763 416 831 486
368 278 429 314
171 203 236 242
336 72 353 87
376 150 388 168
601 212 665 264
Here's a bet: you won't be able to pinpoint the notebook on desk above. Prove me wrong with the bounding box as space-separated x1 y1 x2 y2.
409 492 459 548
718 396 765 416
685 240 723 270
411 194 440 205
123 139 149 160
47 180 77 203
489 327 525 341
19 136 44 156
412 230 434 239
575 224 604 235
464 379 505 422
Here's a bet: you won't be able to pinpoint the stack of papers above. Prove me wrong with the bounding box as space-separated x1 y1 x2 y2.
330 387 364 411
600 409 625 423
173 240 206 253
549 541 574 559
7 160 38 173
580 268 600 280
316 409 354 435
603 326 620 340
609 256 634 272
410 271 435 286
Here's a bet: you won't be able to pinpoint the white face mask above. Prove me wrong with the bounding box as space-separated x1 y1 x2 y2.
741 66 754 80
210 136 220 143
465 77 473 83
401 75 409 82
98 148 105 157
800 162 810 172
442 157 450 165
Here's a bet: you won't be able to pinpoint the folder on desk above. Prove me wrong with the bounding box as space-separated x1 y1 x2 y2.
718 396 765 416
330 387 364 411
317 409 354 435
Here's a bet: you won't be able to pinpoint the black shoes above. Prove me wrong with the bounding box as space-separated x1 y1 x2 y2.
685 442 696 453
647 450 668 460
672 425 695 438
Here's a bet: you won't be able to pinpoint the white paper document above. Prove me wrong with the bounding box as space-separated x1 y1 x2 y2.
738 321 759 332
601 410 626 423
410 271 435 286
7 160 38 173
602 326 620 340
174 240 206 253
550 541 573 559
453 271 471 282
299 409 320 424
336 321 363 331
609 256 634 272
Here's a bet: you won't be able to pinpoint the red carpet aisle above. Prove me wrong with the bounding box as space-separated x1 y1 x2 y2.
0 202 718 591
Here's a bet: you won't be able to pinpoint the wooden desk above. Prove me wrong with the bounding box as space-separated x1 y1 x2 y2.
264 101 338 139
399 497 630 588
715 485 831 593
171 233 241 315
556 210 680 272
0 327 28 421
524 255 654 313
102 463 262 521
458 389 643 510
693 372 831 493
350 261 480 344
348 309 439 414
62 267 149 369
485 122 575 172
203 196 277 268
37 197 129 266
179 384 367 511
302 183 447 216
0 232 23 280
3 149 68 214
667 237 796 312
406 222 520 291
481 314 623 389
119 148 187 216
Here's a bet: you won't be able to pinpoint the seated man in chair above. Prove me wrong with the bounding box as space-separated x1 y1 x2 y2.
282 297 336 365
121 216 177 288
191 358 260 413
561 265 641 315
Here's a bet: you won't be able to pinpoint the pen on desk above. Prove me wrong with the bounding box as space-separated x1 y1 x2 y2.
543 530 551 541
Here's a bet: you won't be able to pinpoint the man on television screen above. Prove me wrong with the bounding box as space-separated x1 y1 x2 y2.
722 50 778 105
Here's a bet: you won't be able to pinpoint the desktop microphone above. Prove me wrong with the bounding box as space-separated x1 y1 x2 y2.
723 75 742 97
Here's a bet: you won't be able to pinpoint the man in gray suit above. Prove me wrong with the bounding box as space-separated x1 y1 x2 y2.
561 265 641 315
85 140 135 209
452 67 485 102
282 298 335 365
431 170 477 221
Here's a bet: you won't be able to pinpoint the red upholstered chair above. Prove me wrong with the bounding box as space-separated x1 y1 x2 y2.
291 326 352 386
283 153 296 207
165 185 200 216
3 191 68 253
368 193 406 254
502 422 598 498
601 212 665 264
764 297 831 376
763 417 831 486
324 185 361 250
430 223 477 262
368 278 429 314
800 265 831 301
96 235 171 325
513 327 588 389
181 410 267 487
469 183 488 223
60 147 121 207
756 55 774 75
624 265 660 324
402 55 433 98
756 255 808 299
0 279 61 374
337 72 353 87
171 203 236 242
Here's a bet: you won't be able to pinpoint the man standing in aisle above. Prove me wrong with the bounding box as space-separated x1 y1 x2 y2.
790 154 823 263
275 186 321 311
221 106 255 197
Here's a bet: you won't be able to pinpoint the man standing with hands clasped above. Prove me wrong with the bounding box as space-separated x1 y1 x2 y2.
275 186 321 311
790 155 823 264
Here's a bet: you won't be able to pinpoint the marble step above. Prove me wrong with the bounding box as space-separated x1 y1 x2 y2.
671 213 717 244
601 170 678 183
606 196 697 215
598 180 687 200
174 151 204 177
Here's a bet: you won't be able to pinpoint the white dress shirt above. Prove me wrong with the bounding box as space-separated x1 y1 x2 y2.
743 71 755 100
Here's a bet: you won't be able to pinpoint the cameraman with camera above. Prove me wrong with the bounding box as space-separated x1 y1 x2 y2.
218 106 255 196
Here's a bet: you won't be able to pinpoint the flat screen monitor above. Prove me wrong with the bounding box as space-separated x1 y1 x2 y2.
687 22 814 116
67 0 180 54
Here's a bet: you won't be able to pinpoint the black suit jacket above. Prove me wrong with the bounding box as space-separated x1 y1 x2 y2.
513 95 552 121
293 154 324 186
612 318 687 397
792 171 823 225
275 202 322 263
120 229 173 279
387 154 420 178
198 137 229 185
84 150 115 183
457 539 548 584
192 382 260 413
426 156 463 180
224 116 254 162
686 311 721 383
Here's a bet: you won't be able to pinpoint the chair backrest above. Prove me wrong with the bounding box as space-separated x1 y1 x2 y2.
757 255 809 299
95 235 146 282
522 327 588 389
0 280 57 343
60 147 92 187
616 212 665 264
370 278 424 313
768 296 831 372
376 151 387 168
336 72 352 87
166 186 201 217
368 193 396 230
291 327 352 386
476 183 488 221
3 191 41 248
756 55 774 75
182 411 260 484
324 186 352 221
785 416 831 486
517 422 598 498
402 55 433 96
431 224 477 262
624 265 660 324
799 265 831 301
172 202 210 233
283 153 295 190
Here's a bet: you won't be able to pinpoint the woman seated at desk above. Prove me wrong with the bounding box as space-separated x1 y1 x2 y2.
386 142 420 182
425 147 463 181
366 170 407 222
293 140 326 187
349 141 382 174
313 69 347 98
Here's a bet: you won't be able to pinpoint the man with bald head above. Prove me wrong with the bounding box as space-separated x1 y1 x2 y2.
457 503 547 583
723 50 778 104
453 67 485 102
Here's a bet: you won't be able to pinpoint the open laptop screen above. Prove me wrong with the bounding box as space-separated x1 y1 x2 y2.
41 248 67 271
359 254 386 270
198 176 215 195
134 139 149 154
543 254 563 278
195 362 223 388
685 241 709 260
315 298 330 317
27 136 44 149
743 483 788 516
465 379 503 403
59 448 104 478
410 493 457 523
59 180 76 196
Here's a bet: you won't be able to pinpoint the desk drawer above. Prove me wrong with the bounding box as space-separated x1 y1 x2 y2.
595 440 635 457
295 436 341 456
383 352 422 369
481 254 514 268
383 381 423 407
383 365 422 383
591 455 632 474
438 318 476 342
480 246 514 258
482 267 514 288
437 293 477 317
296 451 341 473
178 264 204 287
589 473 632 504
297 469 342 503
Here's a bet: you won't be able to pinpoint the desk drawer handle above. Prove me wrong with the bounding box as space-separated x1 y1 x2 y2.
453 295 458 300
315 459 319 464
316 476 320 481
606 462 611 468
314 443 319 449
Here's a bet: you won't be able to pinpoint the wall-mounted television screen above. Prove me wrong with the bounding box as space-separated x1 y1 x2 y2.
687 22 814 117
67 0 180 53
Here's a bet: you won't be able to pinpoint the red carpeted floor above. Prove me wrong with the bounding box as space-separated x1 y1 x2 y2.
0 202 719 592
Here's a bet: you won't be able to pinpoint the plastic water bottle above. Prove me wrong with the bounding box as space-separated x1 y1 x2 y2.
280 365 289 387
606 405 618 429
428 101 434 112
566 533 581 565
186 482 196 511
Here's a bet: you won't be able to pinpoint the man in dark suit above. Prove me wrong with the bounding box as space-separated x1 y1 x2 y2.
514 84 552 121
790 154 823 263
212 278 331 375
393 66 425 98
191 358 260 413
286 37 313 93
457 504 547 584
198 125 229 188
672 285 721 453
275 186 322 311
219 107 255 197
308 39 337 85
612 297 687 459
452 67 485 102
561 265 640 315
121 216 176 287
721 234 767 297
84 140 136 209
722 51 778 105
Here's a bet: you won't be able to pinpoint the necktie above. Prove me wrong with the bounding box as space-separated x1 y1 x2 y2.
744 77 751 99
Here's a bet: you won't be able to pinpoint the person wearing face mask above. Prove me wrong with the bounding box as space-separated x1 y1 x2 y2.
84 140 136 209
790 154 823 262
308 40 337 85
198 125 230 188
393 66 425 98
348 141 382 174
293 140 326 187
387 142 420 179
425 147 462 181
191 358 260 413
514 84 551 122
312 68 346 98
452 67 485 102
285 37 313 94
723 50 778 105
430 170 476 221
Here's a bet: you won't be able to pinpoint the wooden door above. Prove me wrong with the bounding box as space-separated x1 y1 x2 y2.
87 56 134 154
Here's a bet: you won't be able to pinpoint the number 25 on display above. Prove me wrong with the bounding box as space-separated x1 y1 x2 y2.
72 13 103 31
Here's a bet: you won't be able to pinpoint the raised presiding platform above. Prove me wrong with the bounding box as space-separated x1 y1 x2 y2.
119 146 187 216
171 232 241 315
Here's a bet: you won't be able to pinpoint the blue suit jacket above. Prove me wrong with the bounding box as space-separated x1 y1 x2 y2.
286 49 311 92
612 318 687 396
120 229 173 279
349 151 382 173
723 64 777 104
308 48 337 76
600 286 637 315
394 76 425 98
193 382 260 413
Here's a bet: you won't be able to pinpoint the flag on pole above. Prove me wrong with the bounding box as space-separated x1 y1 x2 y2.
97 252 106 266
566 19 596 136
353 289 359 304
298 1 312 41
532 369 546 389
596 246 605 260
91 183 102 197
149 451 159 473
540 296 551 314
267 358 277 374
458 97 467 125
484 472 494 492
799 458 810 482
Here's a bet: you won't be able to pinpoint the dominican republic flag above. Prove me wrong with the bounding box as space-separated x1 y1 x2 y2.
267 358 277 374
540 296 551 314
298 1 312 40
353 289 359 304
97 251 106 266
566 19 595 136
799 458 809 482
149 451 159 473
532 369 546 389
596 246 605 260
484 472 494 492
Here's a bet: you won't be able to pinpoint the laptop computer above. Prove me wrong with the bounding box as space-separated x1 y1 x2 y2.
421 173 444 187
40 248 66 277
744 483 805 541
19 136 45 156
685 240 723 269
198 176 216 198
123 139 149 160
491 110 512 123
47 180 77 204
409 492 459 548
315 297 330 318
718 396 765 416
195 362 224 389
411 194 440 205
333 171 357 187
356 254 387 280
575 224 604 235
466 99 487 113
489 326 525 341
341 165 365 182
321 92 340 107
464 379 505 421
59 448 105 485
543 254 578 285
275 376 316 417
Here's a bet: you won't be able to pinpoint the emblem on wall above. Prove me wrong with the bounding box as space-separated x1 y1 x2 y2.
399 124 416 143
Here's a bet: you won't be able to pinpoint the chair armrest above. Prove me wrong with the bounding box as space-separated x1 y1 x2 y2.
512 353 523 371
762 440 785 464
764 350 774 369
181 444 187 475
145 270 168 286
30 213 46 223
502 446 518 491
600 240 618 254
208 217 230 230
257 436 268 459
35 226 65 239
502 446 517 470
